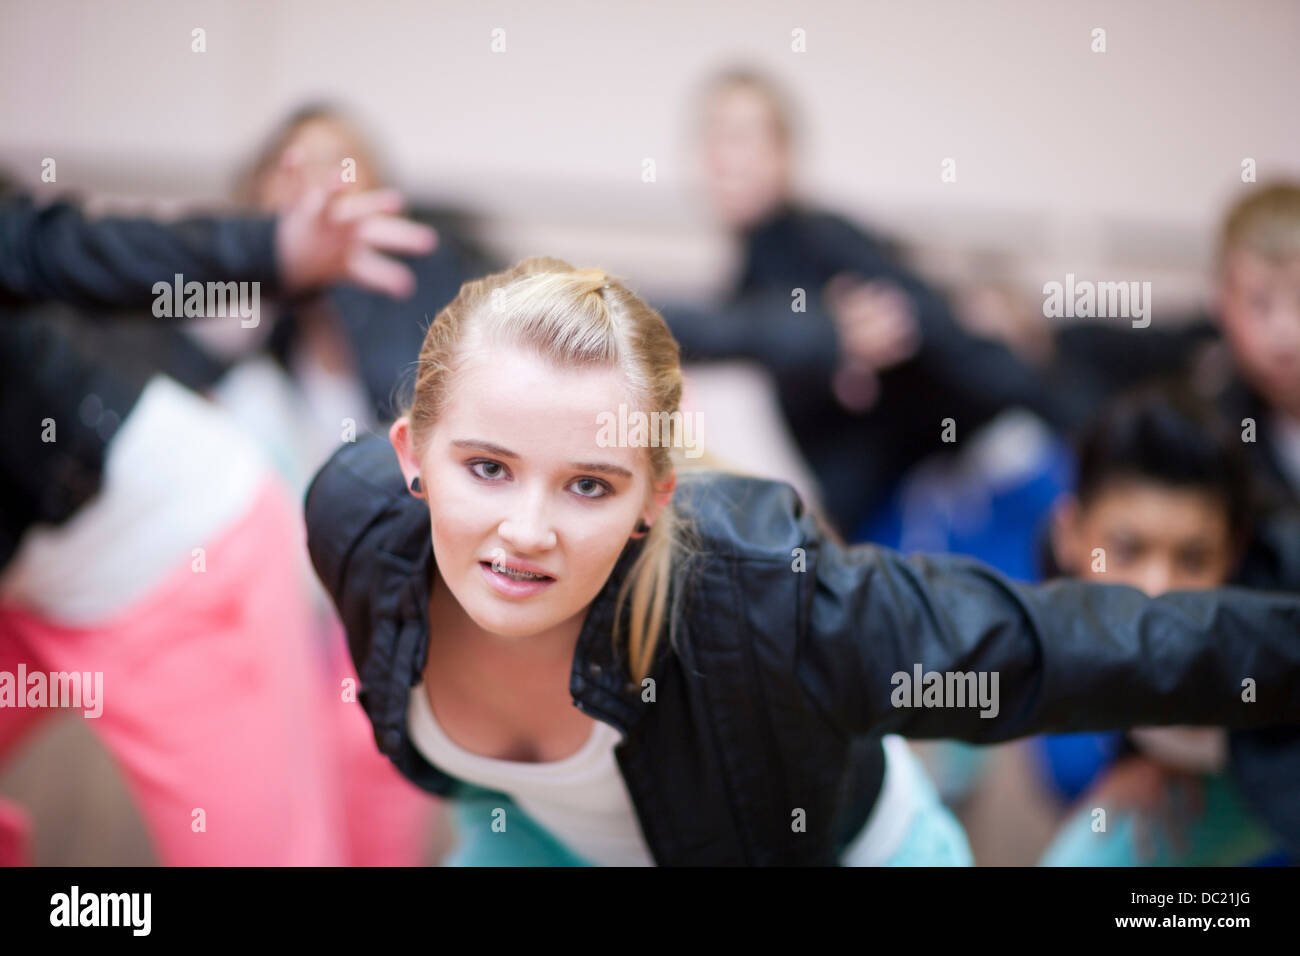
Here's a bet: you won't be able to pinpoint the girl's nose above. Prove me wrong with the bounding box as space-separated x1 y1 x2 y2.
498 497 557 552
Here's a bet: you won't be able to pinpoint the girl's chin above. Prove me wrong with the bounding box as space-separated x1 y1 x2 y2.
463 603 559 640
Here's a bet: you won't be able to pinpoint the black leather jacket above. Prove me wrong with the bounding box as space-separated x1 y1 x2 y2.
305 434 1300 865
0 194 280 571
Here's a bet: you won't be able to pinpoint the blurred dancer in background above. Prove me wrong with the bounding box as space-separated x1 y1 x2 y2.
0 174 439 865
659 68 1074 543
1031 184 1300 861
1038 383 1294 865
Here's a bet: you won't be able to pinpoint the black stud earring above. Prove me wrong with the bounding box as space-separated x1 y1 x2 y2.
634 519 650 534
410 476 422 494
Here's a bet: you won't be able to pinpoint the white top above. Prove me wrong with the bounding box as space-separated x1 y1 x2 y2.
0 374 267 624
839 734 925 865
407 682 656 866
407 681 921 866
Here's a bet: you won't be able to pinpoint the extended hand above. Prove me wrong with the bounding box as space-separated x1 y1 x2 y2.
274 169 437 299
825 272 921 372
825 272 920 412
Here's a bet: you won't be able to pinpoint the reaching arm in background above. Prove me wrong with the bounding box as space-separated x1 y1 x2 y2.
805 212 1077 432
657 291 841 380
0 186 435 311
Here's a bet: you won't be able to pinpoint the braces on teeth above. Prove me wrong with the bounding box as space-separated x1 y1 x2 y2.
492 564 550 581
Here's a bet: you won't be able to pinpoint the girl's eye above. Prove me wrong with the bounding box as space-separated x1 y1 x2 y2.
469 460 508 481
466 461 607 497
570 477 611 499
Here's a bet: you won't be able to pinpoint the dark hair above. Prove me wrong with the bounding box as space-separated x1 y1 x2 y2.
1073 381 1256 544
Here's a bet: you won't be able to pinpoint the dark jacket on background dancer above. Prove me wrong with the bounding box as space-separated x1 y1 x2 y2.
660 200 1076 539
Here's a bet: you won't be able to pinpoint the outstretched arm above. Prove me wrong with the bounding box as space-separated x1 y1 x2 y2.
657 291 841 379
0 187 435 311
795 524 1300 741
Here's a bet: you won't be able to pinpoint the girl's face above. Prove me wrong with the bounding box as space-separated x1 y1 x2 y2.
391 343 674 640
256 116 377 212
698 84 792 231
1217 250 1300 418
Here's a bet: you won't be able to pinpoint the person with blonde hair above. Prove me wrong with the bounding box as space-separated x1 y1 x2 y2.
305 257 1300 866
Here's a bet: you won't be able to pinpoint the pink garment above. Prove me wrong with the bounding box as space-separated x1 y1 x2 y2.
0 478 439 866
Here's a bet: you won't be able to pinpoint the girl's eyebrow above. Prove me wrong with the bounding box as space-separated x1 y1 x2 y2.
451 439 634 479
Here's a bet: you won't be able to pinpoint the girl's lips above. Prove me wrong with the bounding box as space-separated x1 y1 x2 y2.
478 561 556 599
484 554 555 577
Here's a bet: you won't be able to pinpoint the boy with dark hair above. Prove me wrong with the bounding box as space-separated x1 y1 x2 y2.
1039 382 1291 864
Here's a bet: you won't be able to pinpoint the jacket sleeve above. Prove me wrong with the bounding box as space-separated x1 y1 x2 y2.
0 194 280 311
809 213 1074 432
657 292 841 379
303 437 399 672
794 525 1300 742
